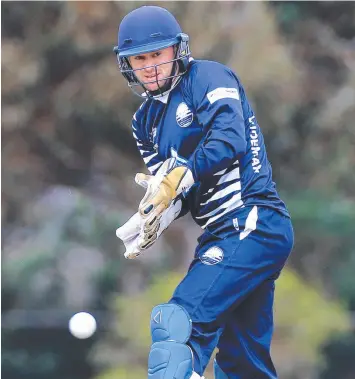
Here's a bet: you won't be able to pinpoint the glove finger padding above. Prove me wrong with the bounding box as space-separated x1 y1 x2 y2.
135 173 151 189
123 238 141 259
138 229 158 250
143 213 161 234
139 164 194 219
116 186 183 259
138 210 163 250
139 199 183 250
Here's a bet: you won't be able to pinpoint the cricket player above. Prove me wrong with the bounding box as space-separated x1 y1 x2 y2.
114 6 294 379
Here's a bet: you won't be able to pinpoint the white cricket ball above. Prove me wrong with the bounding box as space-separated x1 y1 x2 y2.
68 312 97 339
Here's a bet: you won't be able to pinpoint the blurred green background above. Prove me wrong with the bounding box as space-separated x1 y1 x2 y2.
2 1 355 378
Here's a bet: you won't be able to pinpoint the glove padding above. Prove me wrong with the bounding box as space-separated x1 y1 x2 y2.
116 199 182 259
137 158 194 223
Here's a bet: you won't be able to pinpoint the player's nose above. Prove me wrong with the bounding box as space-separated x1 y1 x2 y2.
143 61 157 74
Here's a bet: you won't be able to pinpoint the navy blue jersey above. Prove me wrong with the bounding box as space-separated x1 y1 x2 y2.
131 59 289 229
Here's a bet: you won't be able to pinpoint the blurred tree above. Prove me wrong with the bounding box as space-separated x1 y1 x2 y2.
271 2 355 40
1 187 125 379
285 192 355 303
273 269 350 376
319 332 355 379
2 327 96 379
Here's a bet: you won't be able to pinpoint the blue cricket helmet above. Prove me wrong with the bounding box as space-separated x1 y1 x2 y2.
118 6 182 57
113 6 191 98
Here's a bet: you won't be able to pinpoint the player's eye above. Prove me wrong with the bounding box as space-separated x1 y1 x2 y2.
152 51 161 58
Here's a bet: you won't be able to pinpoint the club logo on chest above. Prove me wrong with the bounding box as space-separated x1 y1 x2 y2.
176 102 193 128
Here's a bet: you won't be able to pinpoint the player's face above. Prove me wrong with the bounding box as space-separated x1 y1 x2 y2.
129 46 175 92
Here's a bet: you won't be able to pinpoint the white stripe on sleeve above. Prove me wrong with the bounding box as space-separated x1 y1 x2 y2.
201 195 244 228
214 168 227 176
200 181 241 205
217 166 240 185
143 152 158 165
197 192 242 219
148 161 163 174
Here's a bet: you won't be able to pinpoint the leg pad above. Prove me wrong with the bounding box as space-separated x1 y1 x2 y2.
148 341 193 379
151 303 192 343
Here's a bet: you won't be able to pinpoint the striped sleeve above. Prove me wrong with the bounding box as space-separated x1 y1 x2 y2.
132 111 163 175
186 62 247 182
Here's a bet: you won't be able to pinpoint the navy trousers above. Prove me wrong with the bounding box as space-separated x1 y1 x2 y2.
169 206 294 378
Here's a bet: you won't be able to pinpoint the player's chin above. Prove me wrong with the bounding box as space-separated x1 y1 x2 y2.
145 81 166 92
145 83 158 91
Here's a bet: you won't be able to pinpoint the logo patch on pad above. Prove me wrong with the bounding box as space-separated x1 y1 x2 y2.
153 310 162 324
176 102 193 127
200 246 224 265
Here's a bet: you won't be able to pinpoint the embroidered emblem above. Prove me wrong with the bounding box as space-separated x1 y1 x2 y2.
176 102 193 128
200 246 224 265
